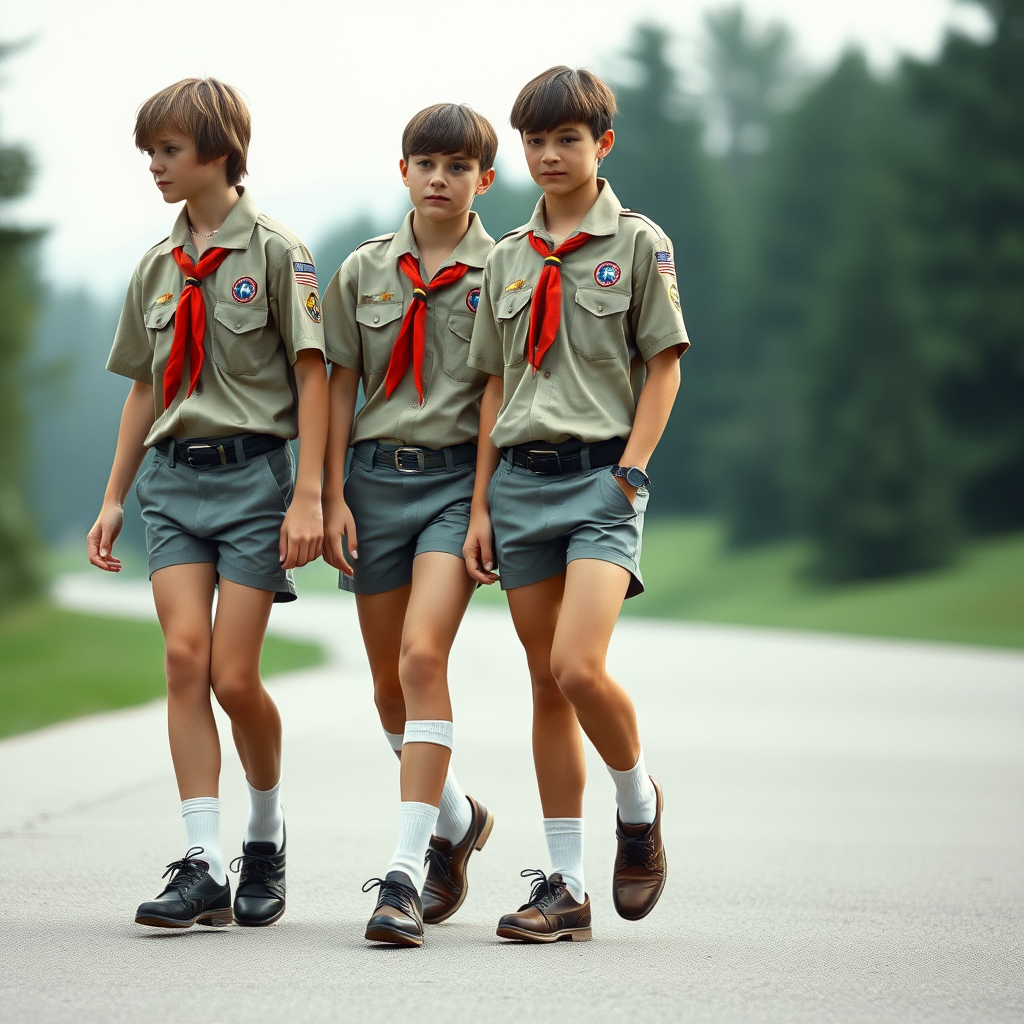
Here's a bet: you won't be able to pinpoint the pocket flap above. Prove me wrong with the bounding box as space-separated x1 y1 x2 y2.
145 302 176 330
496 286 533 320
575 288 631 317
355 301 405 328
448 312 475 341
214 301 269 333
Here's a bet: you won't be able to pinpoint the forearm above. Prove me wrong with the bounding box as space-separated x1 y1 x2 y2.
620 350 681 470
103 382 155 506
323 366 359 502
293 352 329 499
471 375 503 512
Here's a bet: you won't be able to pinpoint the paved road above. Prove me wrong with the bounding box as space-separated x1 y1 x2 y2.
2 575 1022 1023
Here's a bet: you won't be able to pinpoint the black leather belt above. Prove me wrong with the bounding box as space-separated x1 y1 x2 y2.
371 442 477 473
503 437 626 475
156 433 286 468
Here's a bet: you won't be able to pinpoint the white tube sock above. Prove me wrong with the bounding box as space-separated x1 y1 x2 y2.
181 797 225 884
245 778 284 851
403 719 454 748
387 801 440 893
384 729 404 758
544 817 585 903
435 765 473 845
606 748 657 825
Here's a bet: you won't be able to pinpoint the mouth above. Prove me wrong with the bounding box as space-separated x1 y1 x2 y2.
156 181 170 190
425 194 450 202
541 171 566 178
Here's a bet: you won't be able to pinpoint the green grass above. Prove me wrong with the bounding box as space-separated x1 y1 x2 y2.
623 519 1024 649
0 603 325 740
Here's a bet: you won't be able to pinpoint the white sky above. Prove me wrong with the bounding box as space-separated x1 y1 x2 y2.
0 0 991 297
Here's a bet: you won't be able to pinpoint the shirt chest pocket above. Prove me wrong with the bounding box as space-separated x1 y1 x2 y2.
443 312 485 384
571 288 631 361
495 286 533 367
212 301 270 376
144 302 176 375
355 301 405 375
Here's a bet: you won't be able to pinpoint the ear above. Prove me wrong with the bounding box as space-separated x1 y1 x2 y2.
597 129 615 161
475 168 496 196
399 158 410 187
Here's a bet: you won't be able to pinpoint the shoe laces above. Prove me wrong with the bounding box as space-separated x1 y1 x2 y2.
424 845 458 892
362 877 418 916
520 868 566 911
230 850 284 899
619 827 657 869
159 846 207 896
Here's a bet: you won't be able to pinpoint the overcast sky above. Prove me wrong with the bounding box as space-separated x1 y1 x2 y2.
1 0 991 296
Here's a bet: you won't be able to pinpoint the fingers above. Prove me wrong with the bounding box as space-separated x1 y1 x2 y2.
463 532 498 586
87 522 121 572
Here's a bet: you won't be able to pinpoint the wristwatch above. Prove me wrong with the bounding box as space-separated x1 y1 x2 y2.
611 465 651 489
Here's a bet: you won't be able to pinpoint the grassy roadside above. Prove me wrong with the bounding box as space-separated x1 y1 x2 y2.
0 603 324 740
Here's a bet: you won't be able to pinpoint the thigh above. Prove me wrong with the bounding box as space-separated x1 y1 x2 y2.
505 573 564 671
402 551 476 655
356 585 412 678
210 578 276 678
550 557 630 671
151 562 218 648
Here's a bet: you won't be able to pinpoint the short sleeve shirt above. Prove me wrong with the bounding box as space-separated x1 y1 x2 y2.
467 179 689 449
322 210 493 449
106 189 326 448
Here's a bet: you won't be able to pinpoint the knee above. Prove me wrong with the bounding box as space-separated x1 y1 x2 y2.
164 634 210 696
529 662 566 711
398 642 445 692
211 666 261 717
373 675 405 720
550 656 604 706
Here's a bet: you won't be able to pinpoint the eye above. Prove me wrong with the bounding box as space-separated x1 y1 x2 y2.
451 164 467 172
417 159 431 168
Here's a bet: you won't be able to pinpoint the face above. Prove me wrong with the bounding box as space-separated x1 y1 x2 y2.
144 132 228 204
400 152 494 223
522 122 614 196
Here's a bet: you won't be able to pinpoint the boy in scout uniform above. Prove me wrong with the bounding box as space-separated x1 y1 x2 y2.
321 104 497 947
87 79 328 929
464 67 688 942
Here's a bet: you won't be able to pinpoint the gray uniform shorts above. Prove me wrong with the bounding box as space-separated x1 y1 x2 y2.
136 443 296 602
487 458 649 598
340 441 475 595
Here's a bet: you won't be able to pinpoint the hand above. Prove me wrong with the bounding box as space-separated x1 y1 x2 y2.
322 496 358 577
87 502 125 572
280 493 324 570
613 472 638 504
463 510 498 585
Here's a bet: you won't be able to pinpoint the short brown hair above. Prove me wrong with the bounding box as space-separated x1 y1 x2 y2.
402 103 498 173
510 66 617 140
135 78 251 185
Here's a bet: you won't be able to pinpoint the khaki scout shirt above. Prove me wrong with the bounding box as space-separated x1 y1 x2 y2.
322 210 493 449
467 179 689 449
106 188 326 448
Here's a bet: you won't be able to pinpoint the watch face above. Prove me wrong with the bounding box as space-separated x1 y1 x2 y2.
626 467 648 488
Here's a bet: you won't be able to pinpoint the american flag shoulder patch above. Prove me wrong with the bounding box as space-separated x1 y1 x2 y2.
293 261 319 290
655 250 675 277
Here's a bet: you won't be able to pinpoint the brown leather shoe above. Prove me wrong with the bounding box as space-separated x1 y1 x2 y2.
496 870 592 943
613 776 666 920
421 795 495 924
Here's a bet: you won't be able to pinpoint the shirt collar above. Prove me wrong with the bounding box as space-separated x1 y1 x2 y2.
157 187 260 256
527 178 622 245
385 210 493 271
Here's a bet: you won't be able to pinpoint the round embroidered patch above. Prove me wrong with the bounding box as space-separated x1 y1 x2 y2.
466 287 481 312
305 291 322 323
669 283 681 311
232 277 258 303
594 261 621 287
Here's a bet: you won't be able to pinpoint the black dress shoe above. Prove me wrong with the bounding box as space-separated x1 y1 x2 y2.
363 870 424 947
230 827 286 927
135 847 232 929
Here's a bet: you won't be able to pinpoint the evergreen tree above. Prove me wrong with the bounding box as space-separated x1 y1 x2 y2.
903 0 1024 532
605 24 728 511
0 42 42 609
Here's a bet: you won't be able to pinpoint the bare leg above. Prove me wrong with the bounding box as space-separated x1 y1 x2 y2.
209 579 280 790
151 563 219 800
356 586 411 737
397 552 475 805
506 575 587 818
549 559 639 771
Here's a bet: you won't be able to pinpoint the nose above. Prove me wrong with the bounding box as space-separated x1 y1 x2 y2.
429 169 447 190
149 153 163 176
541 144 560 165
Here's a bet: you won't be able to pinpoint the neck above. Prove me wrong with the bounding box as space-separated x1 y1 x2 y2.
411 209 472 258
185 184 241 236
542 177 601 240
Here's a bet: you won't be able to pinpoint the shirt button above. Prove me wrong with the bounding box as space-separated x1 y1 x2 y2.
597 304 604 313
507 306 513 314
235 322 242 329
543 371 551 379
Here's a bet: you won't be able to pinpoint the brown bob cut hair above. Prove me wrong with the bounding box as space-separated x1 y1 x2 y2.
135 78 251 186
510 66 617 140
402 103 499 173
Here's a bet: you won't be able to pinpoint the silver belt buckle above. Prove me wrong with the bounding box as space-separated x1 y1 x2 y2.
394 447 426 473
185 443 227 467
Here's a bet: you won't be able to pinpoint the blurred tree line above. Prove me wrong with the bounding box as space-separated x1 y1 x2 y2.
14 0 1023 593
